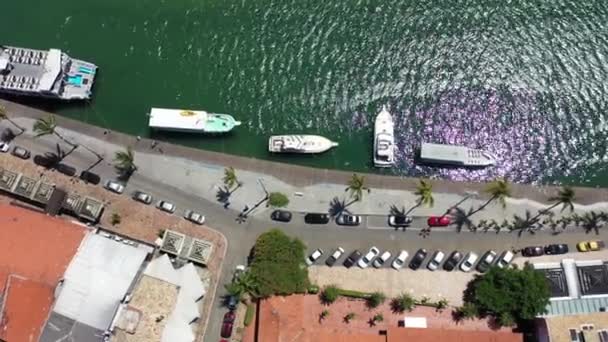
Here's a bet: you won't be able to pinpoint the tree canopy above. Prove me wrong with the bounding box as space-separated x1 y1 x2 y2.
267 192 289 208
249 229 310 297
465 263 550 326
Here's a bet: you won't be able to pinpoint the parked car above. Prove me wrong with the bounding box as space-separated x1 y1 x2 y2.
391 250 409 270
522 246 544 257
460 252 479 272
373 251 392 268
156 200 176 213
304 213 330 224
226 295 238 310
427 215 451 227
79 170 100 185
443 251 463 271
357 247 380 268
336 214 361 226
476 250 497 273
184 210 205 225
426 251 445 271
388 215 413 227
132 191 153 204
11 145 30 159
0 141 9 153
271 210 292 222
56 163 76 177
577 240 605 252
306 249 324 266
33 155 54 168
325 247 345 267
343 250 362 268
409 248 428 270
221 311 236 338
495 250 515 268
545 244 569 255
104 180 125 194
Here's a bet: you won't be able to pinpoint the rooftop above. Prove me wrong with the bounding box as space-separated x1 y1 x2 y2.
0 204 87 341
542 312 608 342
0 275 54 342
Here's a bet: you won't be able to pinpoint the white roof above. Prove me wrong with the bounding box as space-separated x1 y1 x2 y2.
144 253 180 284
52 233 148 330
39 49 62 91
403 316 427 328
148 108 208 130
420 143 468 162
178 263 206 301
174 291 200 323
161 314 195 342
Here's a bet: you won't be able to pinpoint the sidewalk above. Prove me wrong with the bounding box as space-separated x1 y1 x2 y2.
2 114 608 226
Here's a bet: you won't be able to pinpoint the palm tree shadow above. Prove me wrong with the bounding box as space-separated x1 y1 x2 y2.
216 186 231 203
84 157 104 172
389 205 406 217
329 197 350 217
451 207 475 233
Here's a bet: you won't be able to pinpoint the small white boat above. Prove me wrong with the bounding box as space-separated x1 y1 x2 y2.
420 143 497 167
268 135 338 154
373 105 395 168
148 108 241 134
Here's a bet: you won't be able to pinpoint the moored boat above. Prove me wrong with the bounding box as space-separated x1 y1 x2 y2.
268 135 338 154
419 143 497 167
373 105 395 168
148 108 241 134
0 45 97 100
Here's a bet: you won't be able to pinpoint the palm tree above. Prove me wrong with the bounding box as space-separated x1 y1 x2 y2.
467 179 511 217
400 179 434 216
223 167 240 190
529 186 576 225
33 115 75 146
225 271 260 303
0 105 25 134
345 173 370 205
113 146 137 177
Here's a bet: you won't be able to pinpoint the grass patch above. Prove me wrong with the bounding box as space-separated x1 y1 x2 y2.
244 304 255 327
336 289 372 299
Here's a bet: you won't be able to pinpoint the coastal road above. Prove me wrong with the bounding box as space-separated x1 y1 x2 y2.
5 129 608 341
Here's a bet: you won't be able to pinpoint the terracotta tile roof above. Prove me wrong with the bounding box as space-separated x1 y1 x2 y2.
386 327 522 342
0 204 86 287
0 276 54 342
0 204 87 342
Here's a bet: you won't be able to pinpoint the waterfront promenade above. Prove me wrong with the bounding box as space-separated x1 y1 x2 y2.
3 98 608 340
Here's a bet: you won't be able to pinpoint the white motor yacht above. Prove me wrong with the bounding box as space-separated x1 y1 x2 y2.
420 143 497 167
373 105 395 167
268 135 338 154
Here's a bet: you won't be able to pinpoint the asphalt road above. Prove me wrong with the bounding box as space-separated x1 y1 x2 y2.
5 135 608 341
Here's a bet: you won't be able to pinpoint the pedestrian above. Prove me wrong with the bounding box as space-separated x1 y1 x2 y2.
103 130 108 135
151 140 158 148
243 205 249 212
136 135 141 141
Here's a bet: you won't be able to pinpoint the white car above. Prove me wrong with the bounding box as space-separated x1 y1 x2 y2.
0 141 10 153
156 200 176 213
357 247 380 268
184 210 205 225
460 252 479 272
495 250 514 268
306 249 323 266
104 180 125 194
391 250 409 270
427 251 445 271
373 251 392 268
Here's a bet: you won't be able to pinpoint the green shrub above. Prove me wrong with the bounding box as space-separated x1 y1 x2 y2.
373 313 384 322
244 304 255 326
391 293 416 313
111 213 121 226
366 291 386 308
336 289 371 299
344 312 356 322
267 192 289 208
321 285 340 304
308 284 320 294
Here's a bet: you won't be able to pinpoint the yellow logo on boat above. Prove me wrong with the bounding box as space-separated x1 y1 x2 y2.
180 110 196 117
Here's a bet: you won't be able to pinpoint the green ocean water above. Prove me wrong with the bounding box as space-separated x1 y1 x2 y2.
2 0 608 186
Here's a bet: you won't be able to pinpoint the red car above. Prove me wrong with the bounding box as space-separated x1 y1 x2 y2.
427 216 450 227
221 311 236 338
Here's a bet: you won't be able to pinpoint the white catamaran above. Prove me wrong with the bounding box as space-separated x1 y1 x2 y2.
268 135 338 154
373 105 395 167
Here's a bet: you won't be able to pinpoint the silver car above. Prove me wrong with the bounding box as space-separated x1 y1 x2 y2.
132 191 153 204
184 210 205 225
104 180 125 194
156 200 176 213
